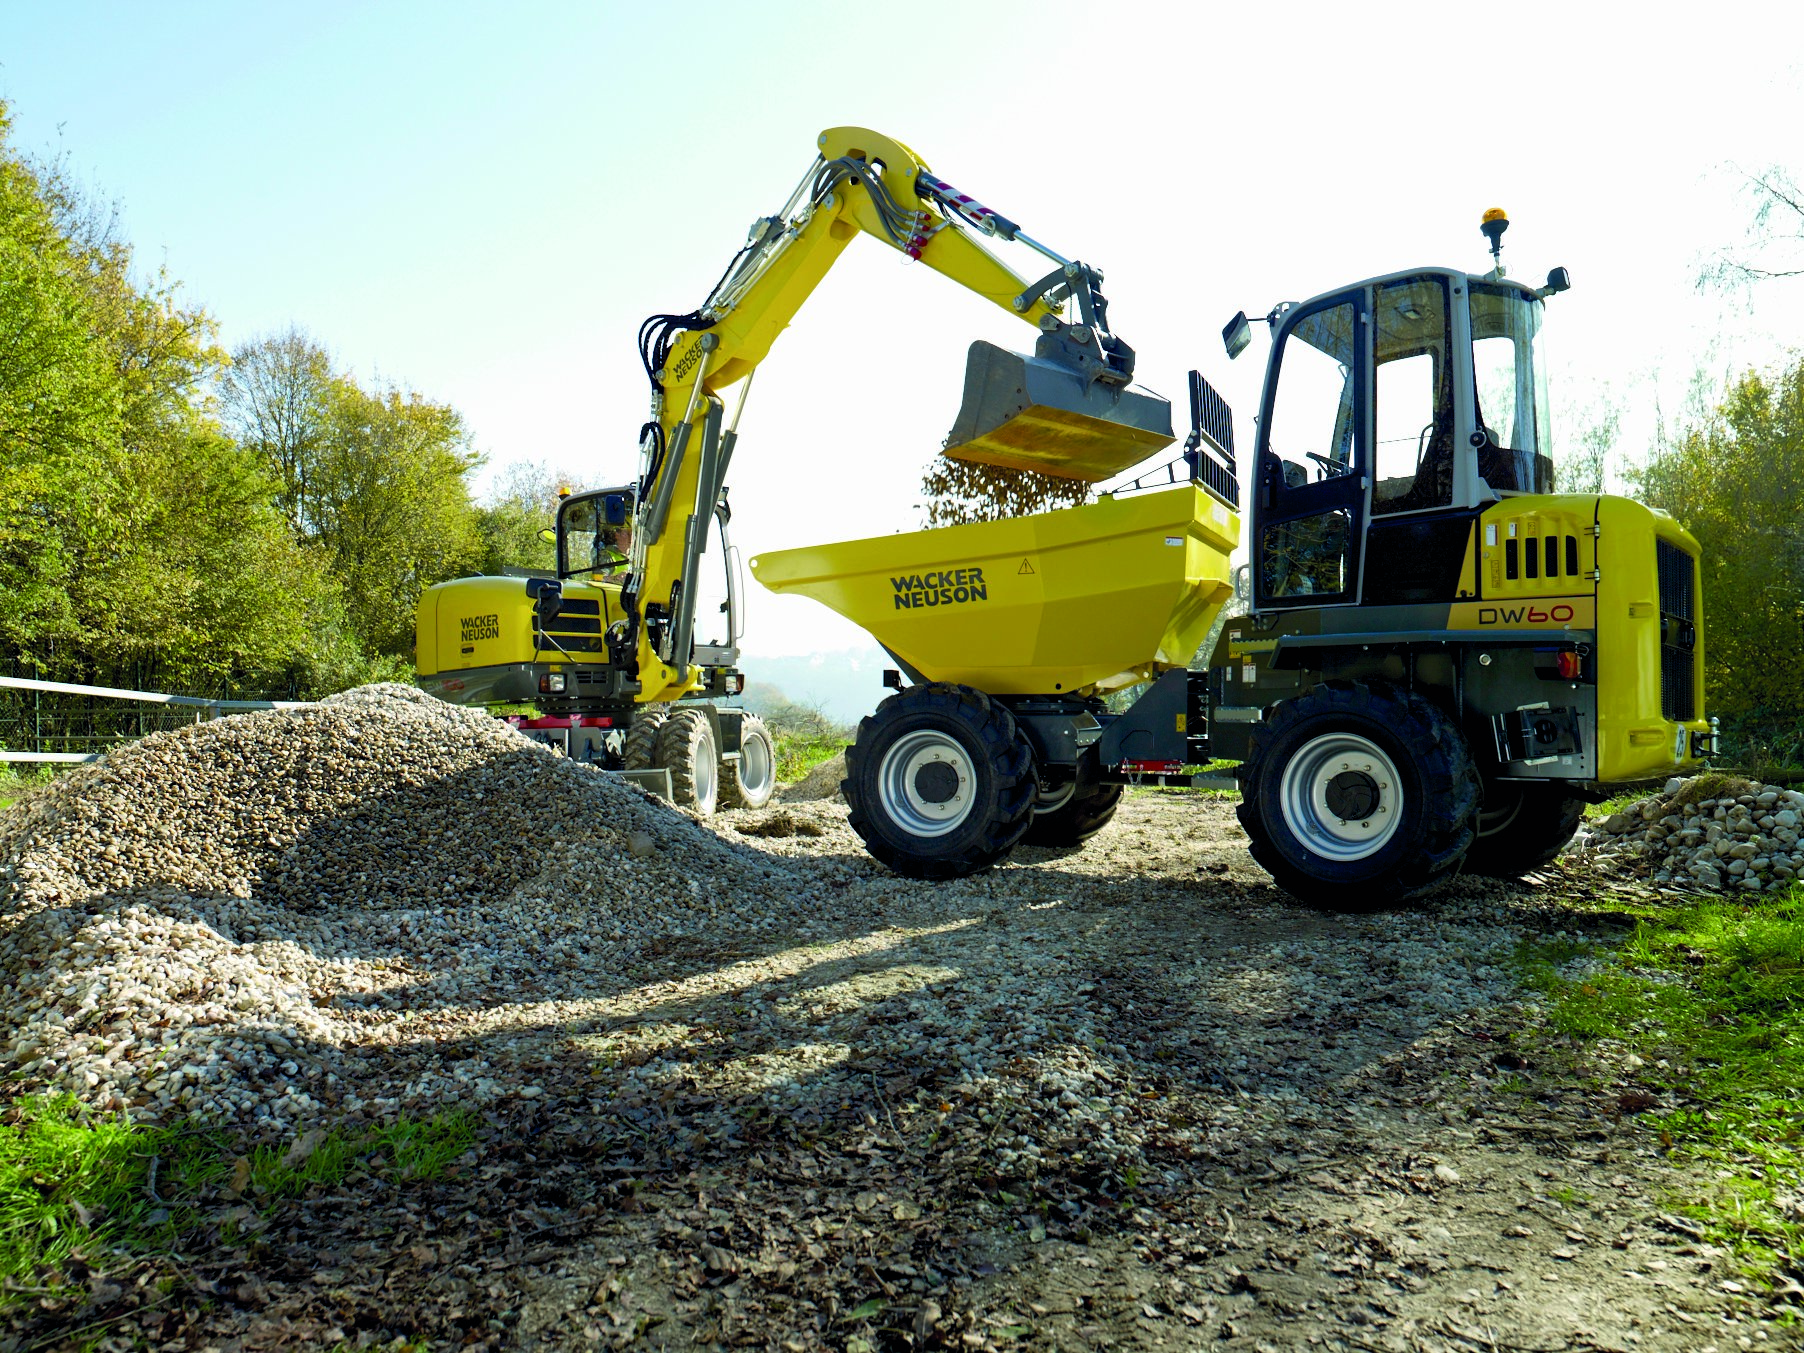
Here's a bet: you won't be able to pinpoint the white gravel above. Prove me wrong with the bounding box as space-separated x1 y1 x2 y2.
1567 774 1804 893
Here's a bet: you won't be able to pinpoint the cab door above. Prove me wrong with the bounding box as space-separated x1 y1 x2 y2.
1253 292 1369 609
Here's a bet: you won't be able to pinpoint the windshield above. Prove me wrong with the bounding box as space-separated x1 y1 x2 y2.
557 494 631 579
1469 281 1553 493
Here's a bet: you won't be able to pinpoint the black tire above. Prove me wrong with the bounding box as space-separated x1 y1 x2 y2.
622 707 669 772
720 713 777 809
843 682 1034 879
1236 680 1479 909
1021 783 1124 847
657 708 719 815
1462 781 1586 877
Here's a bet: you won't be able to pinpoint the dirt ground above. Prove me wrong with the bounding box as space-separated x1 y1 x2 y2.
17 791 1792 1352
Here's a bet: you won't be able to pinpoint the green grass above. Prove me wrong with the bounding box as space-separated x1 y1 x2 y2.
774 731 847 783
1522 888 1804 1276
0 765 56 813
0 1095 473 1309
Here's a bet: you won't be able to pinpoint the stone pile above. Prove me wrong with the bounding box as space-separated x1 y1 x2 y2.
1568 775 1804 893
0 685 799 1128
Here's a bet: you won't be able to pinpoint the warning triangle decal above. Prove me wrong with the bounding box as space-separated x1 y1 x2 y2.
1018 558 1035 575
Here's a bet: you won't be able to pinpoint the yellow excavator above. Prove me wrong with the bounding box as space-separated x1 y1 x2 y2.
414 126 1173 813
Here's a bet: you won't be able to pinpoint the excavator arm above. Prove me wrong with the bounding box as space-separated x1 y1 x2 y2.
625 126 1171 704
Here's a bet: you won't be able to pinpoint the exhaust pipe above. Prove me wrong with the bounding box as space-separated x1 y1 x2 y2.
943 337 1174 483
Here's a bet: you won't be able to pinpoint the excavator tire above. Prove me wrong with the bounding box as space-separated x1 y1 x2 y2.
657 709 719 815
843 683 1034 879
622 707 669 772
1021 783 1124 848
1236 680 1478 910
720 714 777 810
1462 781 1586 878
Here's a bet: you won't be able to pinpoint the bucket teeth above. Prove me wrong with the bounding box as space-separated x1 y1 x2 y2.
943 340 1174 483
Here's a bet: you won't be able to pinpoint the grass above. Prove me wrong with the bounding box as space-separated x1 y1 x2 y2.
1519 887 1804 1278
0 765 57 813
773 730 848 783
0 1095 473 1310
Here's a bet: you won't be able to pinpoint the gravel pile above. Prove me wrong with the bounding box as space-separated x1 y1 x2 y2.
779 748 847 802
0 685 804 1129
1568 774 1804 892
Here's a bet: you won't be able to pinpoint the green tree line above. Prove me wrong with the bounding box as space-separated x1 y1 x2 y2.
0 102 567 708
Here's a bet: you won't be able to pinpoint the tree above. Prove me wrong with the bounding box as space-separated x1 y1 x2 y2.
474 460 585 576
1631 361 1804 733
218 328 333 537
1707 167 1804 287
309 380 484 655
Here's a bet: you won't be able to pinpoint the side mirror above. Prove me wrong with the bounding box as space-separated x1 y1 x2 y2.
603 494 628 526
526 577 563 626
1537 267 1571 299
1222 311 1252 361
537 527 557 545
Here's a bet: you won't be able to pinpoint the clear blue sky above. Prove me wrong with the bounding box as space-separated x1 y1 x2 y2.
5 3 1803 659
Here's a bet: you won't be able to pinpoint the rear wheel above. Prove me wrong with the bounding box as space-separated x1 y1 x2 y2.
1237 680 1478 909
1022 782 1124 847
1462 781 1585 877
844 683 1034 878
657 709 719 815
721 714 777 809
622 707 669 771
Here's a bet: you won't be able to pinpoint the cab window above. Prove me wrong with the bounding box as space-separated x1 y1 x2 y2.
1371 276 1453 516
1264 301 1358 485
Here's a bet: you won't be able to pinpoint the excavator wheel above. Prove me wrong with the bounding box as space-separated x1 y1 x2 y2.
843 683 1035 879
1236 680 1479 910
1021 782 1124 848
657 709 719 815
721 714 777 809
1462 781 1586 878
622 707 669 772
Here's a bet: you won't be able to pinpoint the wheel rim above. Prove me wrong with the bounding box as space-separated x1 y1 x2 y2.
740 732 774 798
877 729 976 838
1277 731 1403 861
1475 786 1525 838
1034 777 1077 814
694 729 718 810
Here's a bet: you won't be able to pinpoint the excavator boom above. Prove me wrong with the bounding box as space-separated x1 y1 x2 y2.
628 126 1173 703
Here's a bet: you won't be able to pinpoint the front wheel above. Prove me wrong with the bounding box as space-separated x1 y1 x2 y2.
843 683 1034 879
657 708 719 815
1236 681 1479 909
1462 781 1585 877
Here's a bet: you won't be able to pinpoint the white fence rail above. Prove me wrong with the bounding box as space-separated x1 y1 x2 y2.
0 676 312 764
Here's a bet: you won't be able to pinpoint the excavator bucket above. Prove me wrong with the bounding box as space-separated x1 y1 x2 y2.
942 340 1175 482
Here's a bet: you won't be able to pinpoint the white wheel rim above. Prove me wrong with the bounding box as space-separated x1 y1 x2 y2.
1034 778 1077 814
877 730 976 838
1277 731 1402 861
694 730 718 811
740 732 774 799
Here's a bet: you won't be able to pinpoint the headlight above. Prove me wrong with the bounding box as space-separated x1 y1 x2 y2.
539 672 567 694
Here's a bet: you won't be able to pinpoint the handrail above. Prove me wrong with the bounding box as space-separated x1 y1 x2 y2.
0 675 312 710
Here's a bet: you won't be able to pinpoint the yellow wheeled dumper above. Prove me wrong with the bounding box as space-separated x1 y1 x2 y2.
756 213 1717 906
415 126 1171 814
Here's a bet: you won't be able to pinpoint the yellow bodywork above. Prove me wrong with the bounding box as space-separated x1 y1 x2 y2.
750 485 1238 697
1443 493 1707 784
416 575 621 675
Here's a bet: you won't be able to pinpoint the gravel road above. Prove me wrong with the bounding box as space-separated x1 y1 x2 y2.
1 689 1785 1350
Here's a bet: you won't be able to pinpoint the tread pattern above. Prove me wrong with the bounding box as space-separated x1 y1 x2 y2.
657 708 716 814
622 707 670 771
1463 784 1586 877
843 682 1034 879
720 713 776 810
1021 784 1124 848
1236 680 1479 908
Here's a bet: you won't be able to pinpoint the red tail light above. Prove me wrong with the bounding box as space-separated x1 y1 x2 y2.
1556 650 1581 680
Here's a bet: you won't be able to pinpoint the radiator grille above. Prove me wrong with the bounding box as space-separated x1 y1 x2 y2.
1657 538 1695 621
1656 538 1698 721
